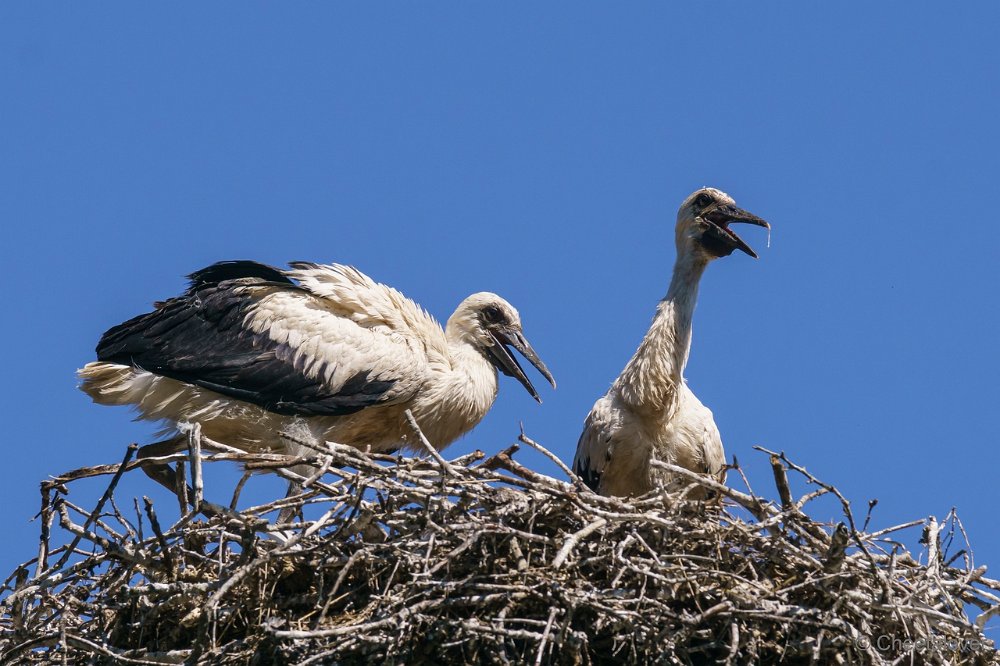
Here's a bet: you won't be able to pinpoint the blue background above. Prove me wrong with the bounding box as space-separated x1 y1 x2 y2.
1 4 997 631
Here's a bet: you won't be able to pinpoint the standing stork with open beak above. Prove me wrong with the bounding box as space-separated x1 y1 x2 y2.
573 187 768 498
79 260 555 495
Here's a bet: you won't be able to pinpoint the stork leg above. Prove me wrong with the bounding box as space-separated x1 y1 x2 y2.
137 437 233 519
137 437 186 495
276 479 304 525
138 437 186 460
139 438 305 524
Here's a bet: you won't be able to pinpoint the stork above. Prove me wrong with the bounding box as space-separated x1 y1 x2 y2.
573 188 768 497
80 260 555 486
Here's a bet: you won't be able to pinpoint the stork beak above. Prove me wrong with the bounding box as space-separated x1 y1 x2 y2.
703 204 770 259
485 327 556 403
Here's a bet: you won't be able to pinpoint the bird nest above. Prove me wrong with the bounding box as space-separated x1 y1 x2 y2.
1 428 998 665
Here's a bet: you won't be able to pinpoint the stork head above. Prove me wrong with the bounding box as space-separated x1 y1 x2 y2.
447 293 556 402
676 187 770 261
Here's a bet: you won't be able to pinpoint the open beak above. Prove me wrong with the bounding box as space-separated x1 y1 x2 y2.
703 203 770 258
484 327 556 403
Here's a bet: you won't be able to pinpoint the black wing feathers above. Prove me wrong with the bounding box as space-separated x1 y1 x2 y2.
186 260 295 291
573 427 602 492
96 265 397 417
574 456 602 492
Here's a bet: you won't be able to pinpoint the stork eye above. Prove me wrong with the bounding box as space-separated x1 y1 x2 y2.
481 304 505 325
696 193 713 208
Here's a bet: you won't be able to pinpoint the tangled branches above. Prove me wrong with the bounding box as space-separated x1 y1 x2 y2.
1 427 998 665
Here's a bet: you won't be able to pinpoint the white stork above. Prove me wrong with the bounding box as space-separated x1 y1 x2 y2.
80 260 555 469
573 188 768 497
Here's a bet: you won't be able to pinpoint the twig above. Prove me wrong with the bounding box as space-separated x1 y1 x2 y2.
51 443 136 573
187 422 204 512
769 454 793 510
404 409 458 476
552 518 607 569
534 607 559 665
518 430 583 488
142 496 175 575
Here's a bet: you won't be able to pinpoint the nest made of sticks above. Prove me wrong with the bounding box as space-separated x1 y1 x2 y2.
1 425 998 665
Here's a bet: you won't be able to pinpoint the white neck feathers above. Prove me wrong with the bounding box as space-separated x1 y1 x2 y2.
412 341 498 446
613 251 707 416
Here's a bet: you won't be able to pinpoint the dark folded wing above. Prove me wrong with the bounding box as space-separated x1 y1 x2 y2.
572 418 605 492
97 274 417 417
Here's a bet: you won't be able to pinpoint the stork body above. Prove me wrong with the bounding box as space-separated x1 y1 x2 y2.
80 261 554 458
573 188 768 497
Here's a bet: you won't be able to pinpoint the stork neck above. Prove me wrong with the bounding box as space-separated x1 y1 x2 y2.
614 251 708 414
664 251 708 324
656 252 708 378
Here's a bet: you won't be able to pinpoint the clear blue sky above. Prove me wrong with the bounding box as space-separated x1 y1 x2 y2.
2 4 997 629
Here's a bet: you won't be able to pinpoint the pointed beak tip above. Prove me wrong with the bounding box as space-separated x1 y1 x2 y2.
510 331 555 390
